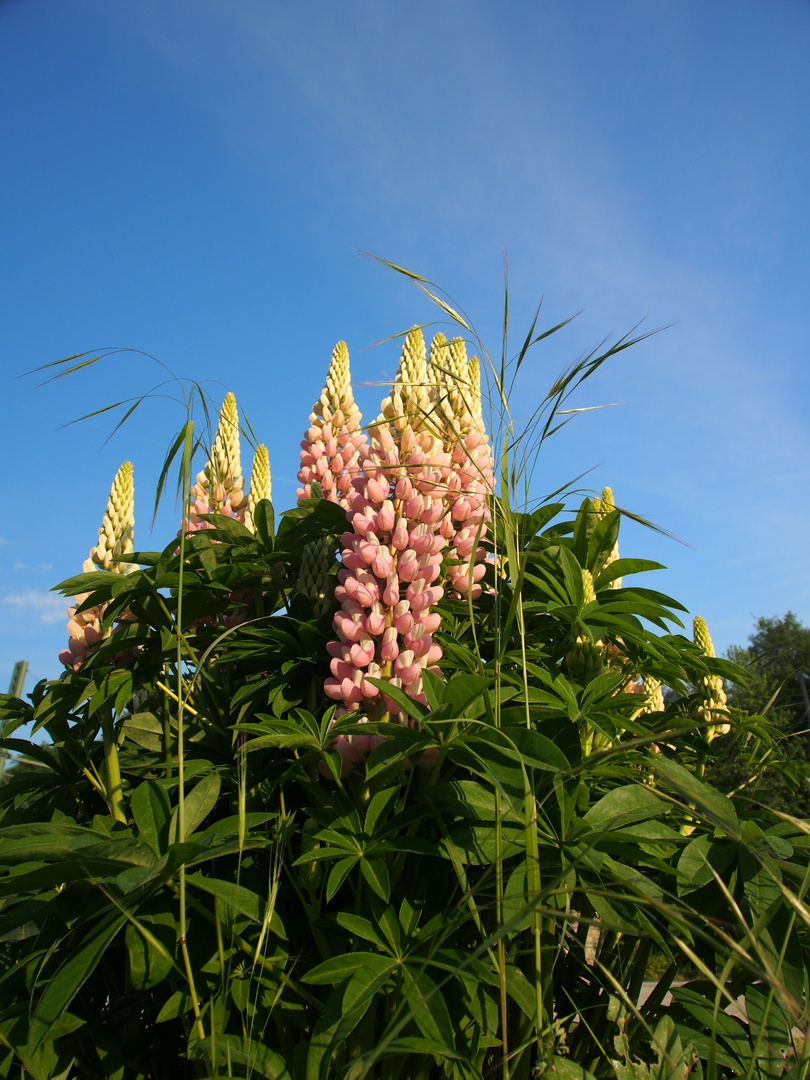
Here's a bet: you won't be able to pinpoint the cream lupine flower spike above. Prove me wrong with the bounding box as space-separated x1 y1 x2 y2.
296 340 365 504
593 485 621 589
87 461 135 574
188 392 247 520
61 462 135 671
693 615 730 739
378 327 433 433
425 334 494 598
640 675 665 714
243 444 271 535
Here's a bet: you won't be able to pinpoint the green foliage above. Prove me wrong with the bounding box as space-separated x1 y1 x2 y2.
2 292 809 1078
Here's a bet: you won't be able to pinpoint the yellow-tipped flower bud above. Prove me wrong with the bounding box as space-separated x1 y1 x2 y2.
214 392 242 482
693 615 715 657
566 570 604 685
693 616 730 739
381 327 434 434
640 675 665 714
90 461 134 574
298 341 365 506
62 462 137 671
198 392 245 513
599 486 615 515
582 567 597 606
595 484 621 589
243 444 271 535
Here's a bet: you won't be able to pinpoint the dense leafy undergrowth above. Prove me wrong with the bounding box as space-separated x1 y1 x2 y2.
1 298 809 1080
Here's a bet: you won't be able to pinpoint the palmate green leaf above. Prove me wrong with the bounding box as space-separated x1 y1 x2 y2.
442 820 525 866
50 570 121 598
0 823 140 865
185 872 285 938
155 987 193 1024
550 1060 598 1080
572 496 599 564
554 544 585 607
364 786 399 837
253 498 275 549
121 711 163 752
306 960 397 1080
326 856 357 901
401 966 455 1050
651 755 740 833
168 771 221 843
124 912 176 990
364 737 414 779
430 778 523 825
192 513 255 542
359 856 390 901
593 557 665 589
583 785 669 833
190 1035 291 1080
87 669 135 717
130 780 171 854
335 913 389 952
587 509 620 577
26 913 127 1054
303 952 393 986
443 672 493 716
367 1037 478 1072
363 677 429 721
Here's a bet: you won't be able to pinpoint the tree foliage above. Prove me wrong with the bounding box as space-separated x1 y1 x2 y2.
709 613 810 817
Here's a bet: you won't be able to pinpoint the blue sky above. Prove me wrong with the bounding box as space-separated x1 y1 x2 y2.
2 0 809 692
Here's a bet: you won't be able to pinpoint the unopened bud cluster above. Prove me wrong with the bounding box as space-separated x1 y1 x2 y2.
565 569 604 685
297 341 366 506
186 393 248 530
297 538 333 618
428 335 494 598
693 616 730 739
593 486 621 589
59 462 135 671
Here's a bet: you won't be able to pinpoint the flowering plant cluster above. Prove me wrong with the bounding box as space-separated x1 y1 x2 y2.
4 302 805 1080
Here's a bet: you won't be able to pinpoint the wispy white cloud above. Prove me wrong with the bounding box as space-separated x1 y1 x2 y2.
2 591 66 625
13 561 54 574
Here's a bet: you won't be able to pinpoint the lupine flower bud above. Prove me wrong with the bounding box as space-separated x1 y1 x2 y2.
60 463 136 672
297 340 366 506
582 567 597 606
184 392 247 531
640 675 665 714
693 615 730 739
242 444 271 535
593 485 621 589
565 569 604 687
296 537 333 618
90 461 135 573
425 337 495 599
